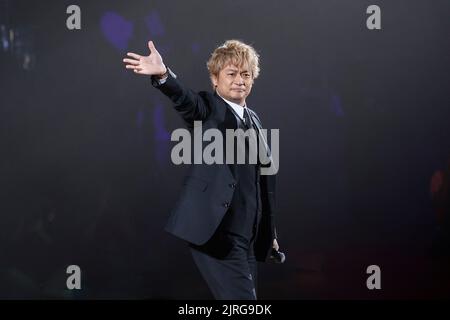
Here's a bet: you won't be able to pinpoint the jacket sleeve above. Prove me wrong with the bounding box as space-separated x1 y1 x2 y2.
151 68 212 124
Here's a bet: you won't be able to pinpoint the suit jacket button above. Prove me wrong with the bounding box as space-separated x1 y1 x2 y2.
229 183 236 188
223 202 230 208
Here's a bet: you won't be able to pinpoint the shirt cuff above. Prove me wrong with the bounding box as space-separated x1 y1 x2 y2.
152 67 177 86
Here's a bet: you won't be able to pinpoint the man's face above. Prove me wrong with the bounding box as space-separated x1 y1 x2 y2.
211 63 254 106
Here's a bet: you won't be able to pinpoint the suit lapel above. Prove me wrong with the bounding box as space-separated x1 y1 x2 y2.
247 109 272 161
213 93 273 165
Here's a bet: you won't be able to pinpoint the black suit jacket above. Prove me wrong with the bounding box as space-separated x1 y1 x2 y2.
152 69 278 262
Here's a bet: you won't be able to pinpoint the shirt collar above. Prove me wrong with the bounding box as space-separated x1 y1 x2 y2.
216 92 247 120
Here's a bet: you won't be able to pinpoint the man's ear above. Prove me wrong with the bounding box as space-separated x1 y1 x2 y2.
210 74 218 88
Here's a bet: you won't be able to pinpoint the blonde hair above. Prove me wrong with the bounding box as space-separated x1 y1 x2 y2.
206 40 260 80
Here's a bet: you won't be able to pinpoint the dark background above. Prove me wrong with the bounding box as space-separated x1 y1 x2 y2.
1 0 449 299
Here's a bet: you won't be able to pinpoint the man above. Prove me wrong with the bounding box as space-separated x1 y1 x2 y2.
123 39 281 299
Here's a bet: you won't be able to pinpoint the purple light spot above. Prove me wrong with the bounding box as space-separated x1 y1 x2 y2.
153 104 170 141
330 94 344 117
191 42 201 54
145 11 165 37
100 12 133 51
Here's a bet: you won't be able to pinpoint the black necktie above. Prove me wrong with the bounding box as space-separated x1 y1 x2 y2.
243 108 251 129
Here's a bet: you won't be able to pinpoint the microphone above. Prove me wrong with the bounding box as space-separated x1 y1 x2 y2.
269 248 286 264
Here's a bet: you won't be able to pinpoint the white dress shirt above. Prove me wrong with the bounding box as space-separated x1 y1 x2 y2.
216 92 247 121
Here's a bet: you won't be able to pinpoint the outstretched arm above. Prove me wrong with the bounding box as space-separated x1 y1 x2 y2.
123 41 211 123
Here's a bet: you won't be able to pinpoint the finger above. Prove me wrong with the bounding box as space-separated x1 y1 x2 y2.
125 64 140 70
148 41 157 53
127 52 142 60
123 58 140 65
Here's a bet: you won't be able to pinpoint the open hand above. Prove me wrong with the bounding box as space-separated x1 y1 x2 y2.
123 41 167 76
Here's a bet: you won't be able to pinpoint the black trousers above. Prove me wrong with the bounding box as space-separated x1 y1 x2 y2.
189 231 258 300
